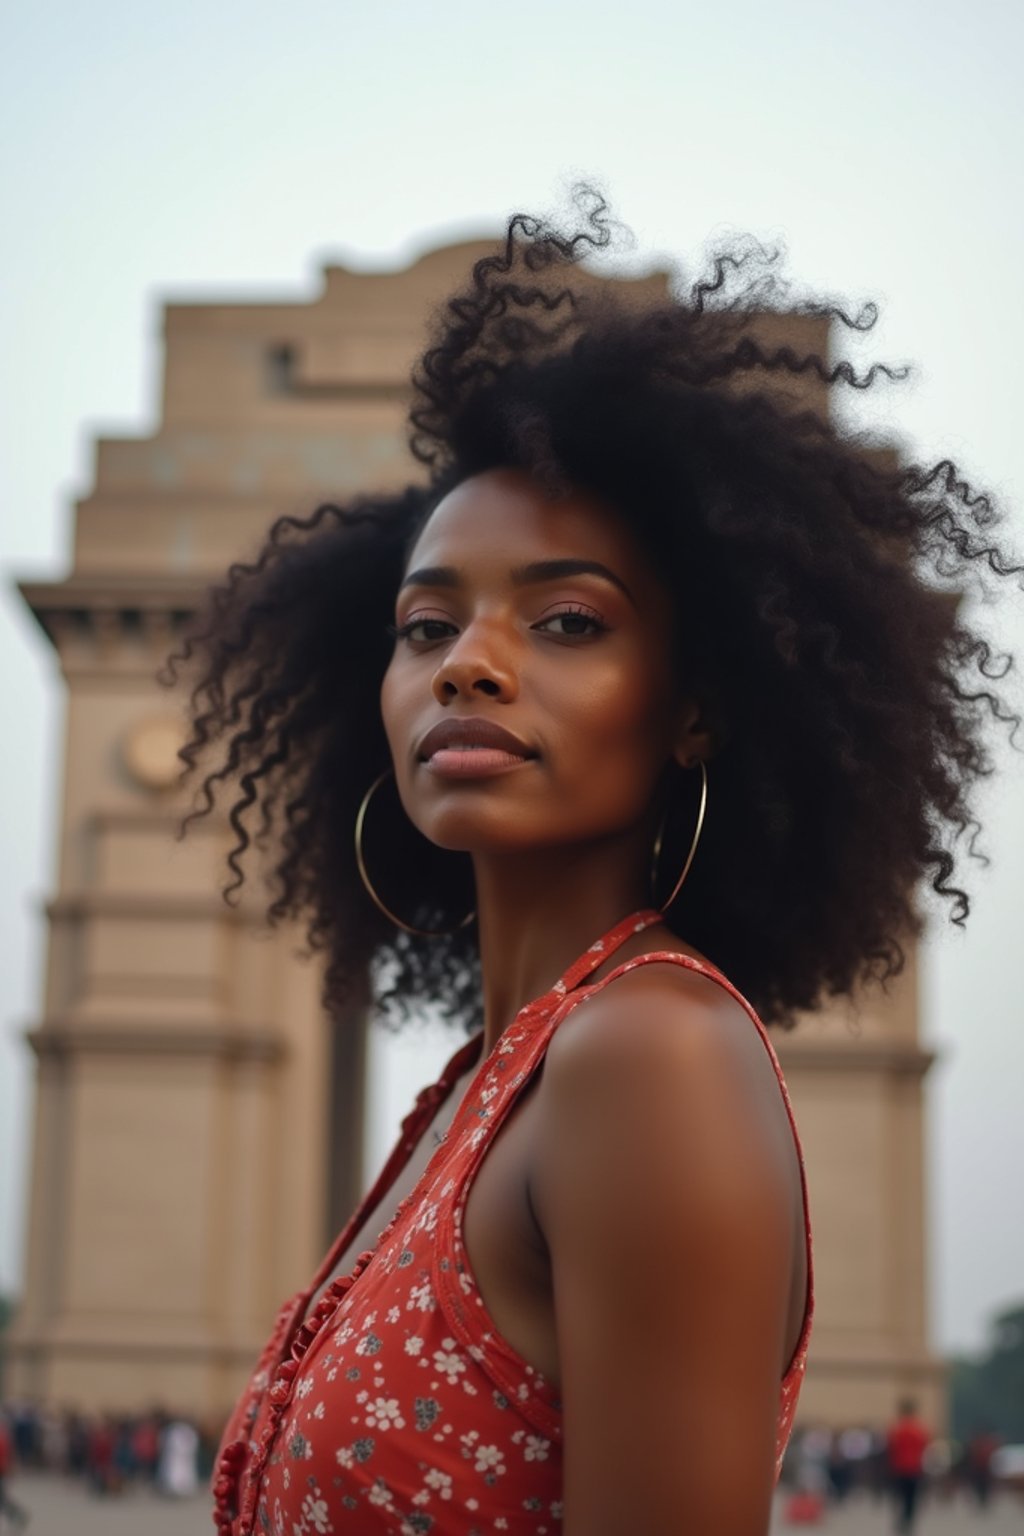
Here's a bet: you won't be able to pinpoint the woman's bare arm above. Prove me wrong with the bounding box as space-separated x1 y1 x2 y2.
531 965 800 1536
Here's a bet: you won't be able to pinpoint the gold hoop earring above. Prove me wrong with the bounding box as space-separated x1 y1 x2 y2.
354 767 476 938
650 759 708 913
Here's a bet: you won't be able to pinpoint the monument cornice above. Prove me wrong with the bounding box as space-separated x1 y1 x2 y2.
46 891 262 926
19 574 203 651
27 1020 287 1063
806 1350 948 1379
5 1332 271 1367
774 1039 938 1076
17 575 208 680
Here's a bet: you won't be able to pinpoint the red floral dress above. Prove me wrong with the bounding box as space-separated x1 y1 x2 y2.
213 907 814 1535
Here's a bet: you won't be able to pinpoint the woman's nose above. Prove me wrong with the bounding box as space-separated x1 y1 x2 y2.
430 623 519 704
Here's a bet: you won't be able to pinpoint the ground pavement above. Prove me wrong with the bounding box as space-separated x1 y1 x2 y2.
0 1478 1020 1535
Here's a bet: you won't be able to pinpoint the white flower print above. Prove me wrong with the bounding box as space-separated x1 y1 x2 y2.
432 1339 466 1385
295 1376 313 1399
335 1446 354 1468
473 1443 505 1476
301 1490 332 1533
367 1477 393 1507
386 1306 401 1324
424 1467 453 1499
364 1397 406 1431
524 1434 550 1461
404 1335 423 1356
407 1280 435 1313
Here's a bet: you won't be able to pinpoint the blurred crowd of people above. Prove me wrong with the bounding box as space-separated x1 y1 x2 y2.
781 1400 1011 1530
0 1397 218 1503
1 1393 1015 1531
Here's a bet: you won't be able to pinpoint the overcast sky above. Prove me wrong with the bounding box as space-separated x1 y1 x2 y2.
1 0 1022 1358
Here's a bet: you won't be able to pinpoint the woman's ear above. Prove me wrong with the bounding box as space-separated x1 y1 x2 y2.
671 696 724 770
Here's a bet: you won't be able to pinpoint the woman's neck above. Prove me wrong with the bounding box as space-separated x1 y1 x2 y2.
471 835 654 1056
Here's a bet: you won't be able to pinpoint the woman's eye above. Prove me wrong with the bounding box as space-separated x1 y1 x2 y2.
389 618 455 644
534 606 608 639
387 606 607 645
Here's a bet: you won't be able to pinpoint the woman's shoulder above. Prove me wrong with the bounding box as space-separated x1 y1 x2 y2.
534 949 799 1220
545 943 775 1097
528 946 800 1336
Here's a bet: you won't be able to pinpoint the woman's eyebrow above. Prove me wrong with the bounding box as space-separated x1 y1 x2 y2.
398 558 637 608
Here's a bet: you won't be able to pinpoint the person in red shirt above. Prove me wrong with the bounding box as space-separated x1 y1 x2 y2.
87 1417 116 1495
886 1399 931 1533
0 1417 30 1530
131 1415 161 1486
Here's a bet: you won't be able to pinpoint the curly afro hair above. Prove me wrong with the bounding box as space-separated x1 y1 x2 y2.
162 189 1023 1034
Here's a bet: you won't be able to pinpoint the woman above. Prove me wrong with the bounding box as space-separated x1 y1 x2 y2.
167 194 1020 1535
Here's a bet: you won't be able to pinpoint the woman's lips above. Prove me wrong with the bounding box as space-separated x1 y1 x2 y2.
423 747 535 778
416 716 538 778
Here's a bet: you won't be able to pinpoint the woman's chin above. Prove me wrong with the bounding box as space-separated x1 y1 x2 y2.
413 808 549 856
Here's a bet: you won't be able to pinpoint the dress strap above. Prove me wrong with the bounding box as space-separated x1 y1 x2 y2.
545 906 664 998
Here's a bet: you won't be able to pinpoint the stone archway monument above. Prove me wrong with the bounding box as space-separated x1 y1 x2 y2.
10 239 942 1427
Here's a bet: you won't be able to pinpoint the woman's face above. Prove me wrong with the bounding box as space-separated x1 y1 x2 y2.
380 468 697 858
